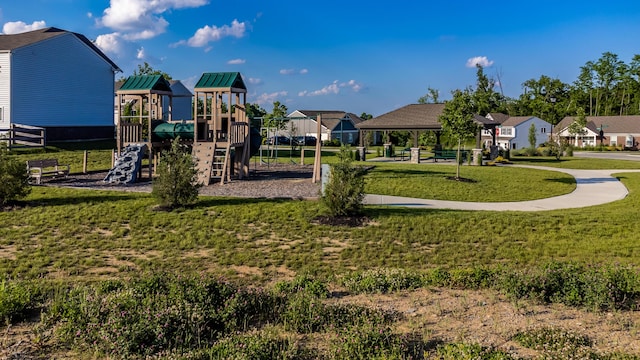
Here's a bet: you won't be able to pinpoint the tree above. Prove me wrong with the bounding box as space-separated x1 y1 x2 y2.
152 138 201 209
418 87 440 104
0 144 31 206
516 75 570 125
321 146 365 217
528 122 537 150
438 88 480 179
473 65 505 115
359 112 373 120
133 62 172 80
567 107 588 147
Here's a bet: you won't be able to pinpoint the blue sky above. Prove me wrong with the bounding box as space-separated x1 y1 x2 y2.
2 1 640 116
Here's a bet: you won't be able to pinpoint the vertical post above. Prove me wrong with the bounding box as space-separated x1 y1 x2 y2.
312 114 322 183
111 149 115 168
83 150 88 174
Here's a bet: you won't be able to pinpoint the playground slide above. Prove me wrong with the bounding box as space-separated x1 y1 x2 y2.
103 143 148 184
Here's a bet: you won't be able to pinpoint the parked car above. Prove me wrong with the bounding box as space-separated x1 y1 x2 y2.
294 136 317 146
265 136 293 146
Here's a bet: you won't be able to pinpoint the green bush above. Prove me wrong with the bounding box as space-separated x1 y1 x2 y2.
42 274 280 358
0 143 31 205
0 279 37 323
329 324 416 360
321 145 365 217
196 330 304 360
340 268 424 294
436 343 515 359
273 274 329 298
152 138 201 209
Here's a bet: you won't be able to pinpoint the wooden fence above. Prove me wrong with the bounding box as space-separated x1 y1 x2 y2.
1 124 46 150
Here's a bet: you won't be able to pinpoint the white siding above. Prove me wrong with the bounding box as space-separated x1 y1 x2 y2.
11 33 115 127
0 52 10 129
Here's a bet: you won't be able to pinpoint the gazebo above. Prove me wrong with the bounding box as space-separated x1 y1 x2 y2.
356 103 499 160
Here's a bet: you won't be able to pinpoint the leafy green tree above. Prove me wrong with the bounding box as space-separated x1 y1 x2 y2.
418 87 441 104
321 146 365 217
516 75 570 125
0 144 30 206
473 65 505 115
152 138 201 209
528 122 537 150
439 88 480 179
133 62 172 80
567 107 588 147
359 112 373 120
263 101 288 131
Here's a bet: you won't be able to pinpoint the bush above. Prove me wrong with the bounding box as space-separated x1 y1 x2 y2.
0 143 31 206
0 279 38 323
321 145 365 217
340 268 424 294
152 138 201 209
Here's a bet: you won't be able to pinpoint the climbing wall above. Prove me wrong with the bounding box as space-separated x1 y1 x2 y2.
104 144 148 184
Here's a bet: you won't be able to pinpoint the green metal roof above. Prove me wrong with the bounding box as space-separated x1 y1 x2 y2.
118 75 172 92
194 72 246 91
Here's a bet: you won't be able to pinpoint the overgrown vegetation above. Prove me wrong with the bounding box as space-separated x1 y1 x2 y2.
151 138 201 209
0 143 31 206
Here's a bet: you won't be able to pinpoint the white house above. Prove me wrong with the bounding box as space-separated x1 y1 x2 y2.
285 110 363 145
481 115 551 150
0 27 121 141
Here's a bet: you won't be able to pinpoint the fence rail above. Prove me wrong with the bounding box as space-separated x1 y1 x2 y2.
2 124 46 150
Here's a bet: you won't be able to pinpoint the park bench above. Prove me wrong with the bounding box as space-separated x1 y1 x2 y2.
395 147 411 161
433 150 468 162
26 159 70 184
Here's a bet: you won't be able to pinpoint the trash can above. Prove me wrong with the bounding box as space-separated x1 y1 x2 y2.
384 143 392 158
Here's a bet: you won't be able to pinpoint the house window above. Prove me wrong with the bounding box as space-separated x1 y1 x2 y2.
611 138 617 146
541 127 546 133
501 127 513 136
0 107 3 122
512 143 516 150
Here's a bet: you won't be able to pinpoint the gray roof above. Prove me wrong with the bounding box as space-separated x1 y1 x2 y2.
357 104 446 130
292 110 362 131
555 115 640 134
501 116 535 127
0 27 121 72
487 112 510 124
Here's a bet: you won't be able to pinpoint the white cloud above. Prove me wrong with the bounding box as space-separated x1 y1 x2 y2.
342 79 363 93
94 32 127 57
247 77 263 85
185 19 246 47
228 58 246 65
253 91 287 106
87 12 93 18
2 20 46 34
280 68 308 75
466 56 494 68
98 0 208 40
299 79 364 97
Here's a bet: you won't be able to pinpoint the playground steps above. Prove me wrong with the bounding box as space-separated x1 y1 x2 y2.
193 141 231 185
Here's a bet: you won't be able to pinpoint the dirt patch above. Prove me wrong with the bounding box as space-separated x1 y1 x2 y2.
311 215 372 227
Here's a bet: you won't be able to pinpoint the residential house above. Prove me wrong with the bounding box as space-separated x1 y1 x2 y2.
284 110 364 145
0 27 121 141
554 115 640 149
481 114 552 150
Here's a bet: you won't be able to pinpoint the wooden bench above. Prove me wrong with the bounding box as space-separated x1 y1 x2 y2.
26 159 70 184
433 150 468 162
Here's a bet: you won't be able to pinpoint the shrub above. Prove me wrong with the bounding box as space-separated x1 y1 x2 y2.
0 279 37 323
329 324 417 360
0 143 31 206
42 274 280 358
321 145 365 217
197 330 304 360
340 268 424 294
436 343 515 359
273 274 329 298
152 138 201 209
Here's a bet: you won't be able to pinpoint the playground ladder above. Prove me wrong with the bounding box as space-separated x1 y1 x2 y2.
193 141 231 185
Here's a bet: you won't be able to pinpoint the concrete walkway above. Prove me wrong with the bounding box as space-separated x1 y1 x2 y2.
364 165 640 211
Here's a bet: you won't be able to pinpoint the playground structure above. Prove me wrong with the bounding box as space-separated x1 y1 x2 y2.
114 72 253 185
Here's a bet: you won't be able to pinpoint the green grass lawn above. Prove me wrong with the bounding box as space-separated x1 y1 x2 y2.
2 170 640 283
363 162 576 201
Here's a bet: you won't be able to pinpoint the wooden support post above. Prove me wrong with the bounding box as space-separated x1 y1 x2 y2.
83 150 88 174
312 114 322 183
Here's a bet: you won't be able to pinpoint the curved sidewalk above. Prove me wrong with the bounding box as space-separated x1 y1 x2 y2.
364 166 640 212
